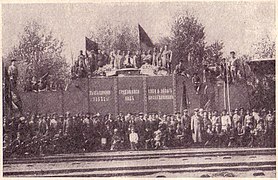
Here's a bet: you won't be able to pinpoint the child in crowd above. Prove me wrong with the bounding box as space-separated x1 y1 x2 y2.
129 128 139 150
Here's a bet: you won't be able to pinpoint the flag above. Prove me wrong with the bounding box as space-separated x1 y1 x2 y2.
138 24 154 51
85 37 98 53
4 66 23 115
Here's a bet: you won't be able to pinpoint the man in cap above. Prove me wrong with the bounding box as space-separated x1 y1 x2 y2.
211 110 220 130
110 129 123 150
235 121 245 147
17 116 28 143
232 109 240 128
220 109 232 132
265 110 275 147
62 112 71 136
243 110 254 127
133 50 141 68
78 50 86 67
38 115 48 137
252 108 261 127
181 109 192 146
109 49 116 68
191 108 203 145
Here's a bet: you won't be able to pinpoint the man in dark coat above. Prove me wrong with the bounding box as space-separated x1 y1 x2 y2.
181 109 192 146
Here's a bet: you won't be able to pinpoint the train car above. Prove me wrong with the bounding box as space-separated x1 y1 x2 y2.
19 69 251 115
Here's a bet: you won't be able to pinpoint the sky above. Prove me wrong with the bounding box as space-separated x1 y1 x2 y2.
2 1 276 65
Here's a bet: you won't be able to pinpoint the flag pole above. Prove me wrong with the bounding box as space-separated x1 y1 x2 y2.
242 61 251 108
226 59 231 114
223 77 226 109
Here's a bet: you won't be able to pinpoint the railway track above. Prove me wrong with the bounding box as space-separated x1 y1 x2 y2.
3 147 276 177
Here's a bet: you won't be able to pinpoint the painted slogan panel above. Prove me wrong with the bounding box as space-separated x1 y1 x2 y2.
89 77 115 115
146 76 174 114
117 76 144 114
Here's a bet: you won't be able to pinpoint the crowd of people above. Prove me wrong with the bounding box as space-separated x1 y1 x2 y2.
71 45 173 78
3 107 275 157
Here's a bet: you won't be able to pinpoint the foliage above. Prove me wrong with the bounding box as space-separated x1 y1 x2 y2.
203 41 224 65
4 21 70 90
170 12 206 73
89 21 139 52
251 35 275 59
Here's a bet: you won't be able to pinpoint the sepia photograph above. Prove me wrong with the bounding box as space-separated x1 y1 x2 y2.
2 1 276 178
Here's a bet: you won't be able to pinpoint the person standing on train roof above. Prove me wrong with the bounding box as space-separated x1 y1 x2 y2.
157 47 163 68
152 47 158 66
133 50 140 68
192 73 201 94
143 50 152 65
7 58 19 89
228 51 238 82
109 49 116 67
114 50 121 69
78 50 85 67
162 45 172 73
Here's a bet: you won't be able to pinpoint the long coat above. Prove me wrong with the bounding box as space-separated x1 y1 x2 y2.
191 114 203 143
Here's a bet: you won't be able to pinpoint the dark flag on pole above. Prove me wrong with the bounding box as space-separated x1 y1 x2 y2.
86 37 98 53
4 66 22 116
138 24 154 51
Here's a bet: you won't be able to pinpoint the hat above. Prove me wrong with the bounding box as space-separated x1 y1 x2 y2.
139 112 144 115
19 116 26 121
11 59 16 62
95 113 100 117
234 108 238 111
230 51 235 54
183 109 188 112
194 108 199 112
199 108 204 112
